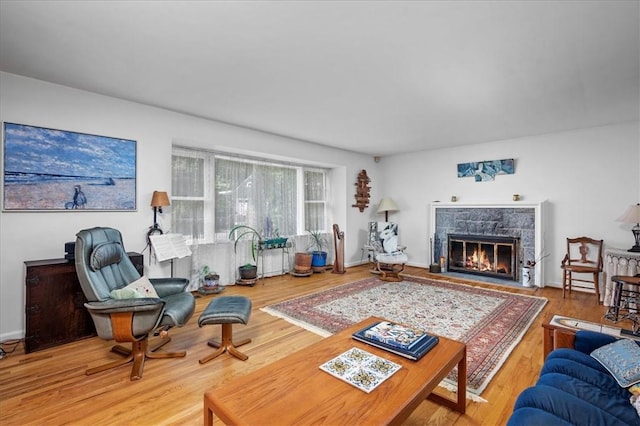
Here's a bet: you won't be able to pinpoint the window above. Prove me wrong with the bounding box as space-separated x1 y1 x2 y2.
171 147 328 244
304 170 326 231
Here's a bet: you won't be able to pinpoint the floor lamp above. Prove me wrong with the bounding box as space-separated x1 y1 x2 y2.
377 198 399 222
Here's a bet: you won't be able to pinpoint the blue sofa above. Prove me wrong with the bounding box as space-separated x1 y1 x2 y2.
508 330 640 426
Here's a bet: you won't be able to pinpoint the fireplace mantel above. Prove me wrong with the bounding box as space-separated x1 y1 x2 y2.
429 201 546 287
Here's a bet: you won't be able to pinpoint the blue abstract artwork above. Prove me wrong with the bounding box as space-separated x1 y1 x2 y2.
457 158 515 182
3 122 136 211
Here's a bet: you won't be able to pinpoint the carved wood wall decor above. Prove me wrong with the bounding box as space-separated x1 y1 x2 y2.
352 169 371 212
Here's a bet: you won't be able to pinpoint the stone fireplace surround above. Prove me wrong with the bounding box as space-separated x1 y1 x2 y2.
429 202 545 287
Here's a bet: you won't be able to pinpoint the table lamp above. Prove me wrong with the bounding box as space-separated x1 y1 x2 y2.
617 203 640 252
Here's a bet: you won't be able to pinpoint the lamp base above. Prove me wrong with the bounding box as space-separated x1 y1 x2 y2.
629 226 640 253
146 224 163 246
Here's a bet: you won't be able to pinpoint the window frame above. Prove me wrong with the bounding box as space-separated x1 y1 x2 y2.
171 147 329 245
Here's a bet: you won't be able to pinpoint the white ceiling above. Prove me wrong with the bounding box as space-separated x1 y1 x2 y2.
1 1 638 156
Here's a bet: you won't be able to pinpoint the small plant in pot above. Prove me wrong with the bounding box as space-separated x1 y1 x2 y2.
229 225 262 280
236 263 256 280
307 230 329 268
294 252 313 274
200 265 220 287
262 228 289 249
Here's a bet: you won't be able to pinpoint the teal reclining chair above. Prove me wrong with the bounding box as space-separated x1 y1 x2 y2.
75 227 195 380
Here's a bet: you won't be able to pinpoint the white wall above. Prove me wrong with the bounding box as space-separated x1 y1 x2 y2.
0 72 379 340
379 121 640 286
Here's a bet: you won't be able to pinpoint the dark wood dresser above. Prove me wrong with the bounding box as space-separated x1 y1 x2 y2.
24 252 143 353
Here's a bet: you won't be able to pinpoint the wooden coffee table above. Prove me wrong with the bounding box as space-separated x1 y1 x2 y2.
204 316 466 425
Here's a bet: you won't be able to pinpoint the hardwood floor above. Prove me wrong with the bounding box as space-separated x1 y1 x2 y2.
0 265 615 425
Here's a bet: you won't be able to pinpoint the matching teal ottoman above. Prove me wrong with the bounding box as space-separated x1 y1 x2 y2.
198 296 252 364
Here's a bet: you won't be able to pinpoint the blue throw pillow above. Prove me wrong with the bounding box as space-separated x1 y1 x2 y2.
591 339 640 388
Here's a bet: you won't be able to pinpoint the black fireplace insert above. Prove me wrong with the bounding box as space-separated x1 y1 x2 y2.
447 234 519 281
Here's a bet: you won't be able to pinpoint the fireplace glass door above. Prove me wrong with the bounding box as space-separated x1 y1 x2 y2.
447 234 519 281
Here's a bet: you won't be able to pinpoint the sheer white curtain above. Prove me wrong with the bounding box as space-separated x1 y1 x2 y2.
171 148 214 289
214 156 297 238
171 147 327 289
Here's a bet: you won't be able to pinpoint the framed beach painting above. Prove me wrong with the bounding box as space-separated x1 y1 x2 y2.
3 122 136 211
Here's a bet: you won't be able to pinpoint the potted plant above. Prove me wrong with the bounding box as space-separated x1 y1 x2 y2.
307 230 329 268
293 252 313 274
228 225 262 280
262 228 288 249
237 263 258 280
200 265 220 287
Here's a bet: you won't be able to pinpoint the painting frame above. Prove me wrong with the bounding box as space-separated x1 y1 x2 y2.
3 122 137 211
457 158 515 182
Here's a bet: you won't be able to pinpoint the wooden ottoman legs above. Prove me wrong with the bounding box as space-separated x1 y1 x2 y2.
198 296 252 364
199 323 252 364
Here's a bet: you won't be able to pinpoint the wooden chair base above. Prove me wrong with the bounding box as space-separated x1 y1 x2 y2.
86 336 186 381
562 270 601 305
199 323 251 364
111 333 172 356
375 261 405 282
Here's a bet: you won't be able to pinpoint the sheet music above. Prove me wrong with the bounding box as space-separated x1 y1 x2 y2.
149 233 192 262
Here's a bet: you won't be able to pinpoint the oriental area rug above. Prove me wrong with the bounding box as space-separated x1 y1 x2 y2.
261 275 547 397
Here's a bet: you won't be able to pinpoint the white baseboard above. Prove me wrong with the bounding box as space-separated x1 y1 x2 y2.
0 330 24 343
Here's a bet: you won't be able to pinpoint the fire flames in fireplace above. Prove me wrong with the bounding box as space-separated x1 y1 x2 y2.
467 248 494 271
448 234 519 281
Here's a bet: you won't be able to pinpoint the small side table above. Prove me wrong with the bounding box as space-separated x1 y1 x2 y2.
541 315 631 360
603 275 640 335
542 321 574 360
603 247 640 305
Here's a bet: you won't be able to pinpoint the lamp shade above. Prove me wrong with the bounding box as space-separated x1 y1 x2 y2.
150 191 170 207
617 203 640 224
377 198 399 214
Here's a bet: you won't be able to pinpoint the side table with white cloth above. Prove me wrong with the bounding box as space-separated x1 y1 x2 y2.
603 247 640 305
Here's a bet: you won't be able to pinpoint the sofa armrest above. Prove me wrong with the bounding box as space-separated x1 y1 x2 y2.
548 328 621 355
573 330 619 354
